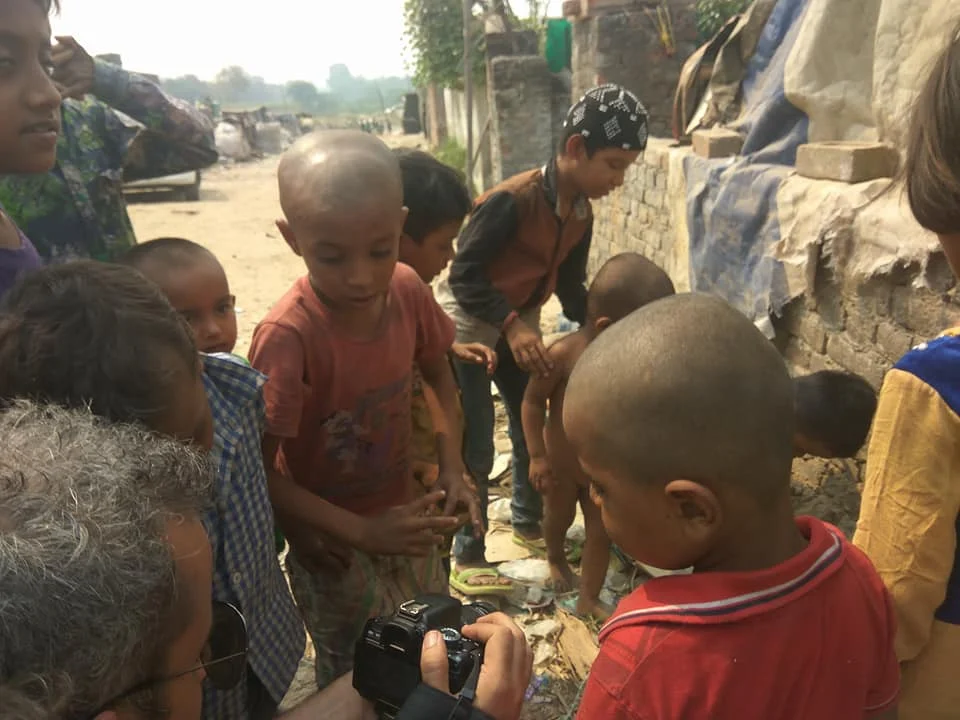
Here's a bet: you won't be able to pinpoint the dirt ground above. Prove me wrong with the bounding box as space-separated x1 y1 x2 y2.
127 152 863 718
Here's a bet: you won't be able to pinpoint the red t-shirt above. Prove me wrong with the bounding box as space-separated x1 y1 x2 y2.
249 263 455 516
577 517 899 720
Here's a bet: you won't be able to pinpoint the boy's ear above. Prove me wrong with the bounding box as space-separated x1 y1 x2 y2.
593 316 613 333
663 479 721 538
276 219 302 257
564 133 588 160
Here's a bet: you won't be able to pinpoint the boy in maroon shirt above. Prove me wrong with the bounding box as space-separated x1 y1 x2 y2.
249 131 481 691
564 293 899 720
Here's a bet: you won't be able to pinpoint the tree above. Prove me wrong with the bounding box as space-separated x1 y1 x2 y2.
328 64 354 95
403 0 484 88
214 65 252 101
162 74 212 103
286 80 322 112
696 0 750 42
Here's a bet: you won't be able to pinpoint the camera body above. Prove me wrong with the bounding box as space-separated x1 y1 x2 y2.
353 594 495 715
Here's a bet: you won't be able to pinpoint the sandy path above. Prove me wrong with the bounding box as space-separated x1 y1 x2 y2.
128 158 303 356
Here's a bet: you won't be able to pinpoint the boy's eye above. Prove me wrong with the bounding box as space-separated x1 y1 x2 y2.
370 248 393 259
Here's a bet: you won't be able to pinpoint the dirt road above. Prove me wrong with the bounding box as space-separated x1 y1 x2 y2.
129 159 301 356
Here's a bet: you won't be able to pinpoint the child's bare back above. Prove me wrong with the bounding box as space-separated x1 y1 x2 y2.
542 331 591 489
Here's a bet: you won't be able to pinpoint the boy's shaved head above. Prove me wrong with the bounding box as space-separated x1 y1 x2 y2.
120 237 217 277
587 252 675 323
565 293 795 505
278 130 403 224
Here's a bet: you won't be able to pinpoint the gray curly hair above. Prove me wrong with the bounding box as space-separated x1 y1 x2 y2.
0 400 215 718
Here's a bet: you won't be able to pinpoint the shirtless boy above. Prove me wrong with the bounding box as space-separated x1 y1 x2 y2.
521 253 674 618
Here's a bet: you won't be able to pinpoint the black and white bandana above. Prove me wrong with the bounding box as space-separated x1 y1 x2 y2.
564 83 649 152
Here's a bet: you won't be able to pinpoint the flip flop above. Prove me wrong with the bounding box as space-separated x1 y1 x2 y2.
449 566 515 597
512 533 583 563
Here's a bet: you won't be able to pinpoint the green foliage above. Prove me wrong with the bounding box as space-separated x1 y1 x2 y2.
403 0 484 88
695 0 750 43
434 138 467 175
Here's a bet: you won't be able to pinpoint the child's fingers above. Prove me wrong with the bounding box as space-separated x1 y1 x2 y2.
403 490 447 515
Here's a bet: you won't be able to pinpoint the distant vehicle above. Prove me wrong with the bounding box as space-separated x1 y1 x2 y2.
402 93 422 135
124 170 202 202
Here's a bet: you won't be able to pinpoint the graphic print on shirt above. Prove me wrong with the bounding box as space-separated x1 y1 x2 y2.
320 372 412 499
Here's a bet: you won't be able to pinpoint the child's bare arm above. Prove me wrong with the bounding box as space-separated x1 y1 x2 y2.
418 355 483 532
263 435 458 557
521 348 565 493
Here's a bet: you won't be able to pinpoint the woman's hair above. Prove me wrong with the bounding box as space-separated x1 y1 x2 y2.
0 261 197 428
905 20 960 234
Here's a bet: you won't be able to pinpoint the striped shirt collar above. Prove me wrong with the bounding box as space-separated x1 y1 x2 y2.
601 517 845 640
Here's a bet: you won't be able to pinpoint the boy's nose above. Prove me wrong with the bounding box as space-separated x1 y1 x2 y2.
26 68 62 113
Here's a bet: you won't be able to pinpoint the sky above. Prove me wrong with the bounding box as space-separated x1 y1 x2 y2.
51 0 561 87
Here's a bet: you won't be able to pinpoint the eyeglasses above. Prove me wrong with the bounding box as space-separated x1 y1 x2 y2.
85 601 248 718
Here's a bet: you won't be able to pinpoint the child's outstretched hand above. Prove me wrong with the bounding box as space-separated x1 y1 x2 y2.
529 457 554 494
357 491 460 557
435 469 485 538
451 342 498 375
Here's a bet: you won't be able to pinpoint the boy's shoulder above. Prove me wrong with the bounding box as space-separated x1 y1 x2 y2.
584 519 894 717
546 330 589 370
202 353 266 429
892 328 960 414
253 276 329 346
477 167 544 206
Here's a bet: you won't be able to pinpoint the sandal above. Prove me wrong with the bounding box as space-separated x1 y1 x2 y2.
449 566 515 596
512 533 583 563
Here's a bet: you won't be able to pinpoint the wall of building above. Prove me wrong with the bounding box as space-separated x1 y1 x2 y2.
589 138 960 387
443 86 493 191
487 55 560 183
570 1 698 138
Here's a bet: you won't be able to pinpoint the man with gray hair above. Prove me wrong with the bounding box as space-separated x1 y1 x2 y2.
0 400 218 718
0 402 378 720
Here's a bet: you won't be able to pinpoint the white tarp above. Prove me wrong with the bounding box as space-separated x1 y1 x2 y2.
773 0 960 297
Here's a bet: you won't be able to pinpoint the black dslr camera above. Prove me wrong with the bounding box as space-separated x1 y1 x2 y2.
353 594 496 718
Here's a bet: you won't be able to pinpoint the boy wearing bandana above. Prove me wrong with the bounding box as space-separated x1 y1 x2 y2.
437 84 649 586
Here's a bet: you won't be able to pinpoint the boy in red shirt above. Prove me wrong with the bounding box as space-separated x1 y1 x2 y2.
249 131 481 691
564 293 899 720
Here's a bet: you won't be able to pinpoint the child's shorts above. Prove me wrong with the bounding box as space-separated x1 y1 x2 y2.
285 543 446 691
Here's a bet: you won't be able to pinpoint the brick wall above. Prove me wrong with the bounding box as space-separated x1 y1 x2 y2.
487 55 562 184
589 139 960 386
571 1 698 138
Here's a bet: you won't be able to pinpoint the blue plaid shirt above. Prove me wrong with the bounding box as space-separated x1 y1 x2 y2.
201 354 305 716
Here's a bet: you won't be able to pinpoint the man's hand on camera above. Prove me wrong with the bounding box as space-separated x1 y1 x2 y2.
420 613 532 720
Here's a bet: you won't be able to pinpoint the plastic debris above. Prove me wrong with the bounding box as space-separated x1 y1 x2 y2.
488 497 512 524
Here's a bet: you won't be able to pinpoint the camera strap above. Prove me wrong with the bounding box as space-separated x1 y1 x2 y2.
445 657 482 720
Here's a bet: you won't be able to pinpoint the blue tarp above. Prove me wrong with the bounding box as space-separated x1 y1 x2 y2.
684 0 811 325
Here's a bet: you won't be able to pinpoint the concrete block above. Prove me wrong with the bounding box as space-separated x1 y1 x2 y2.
794 311 827 354
826 333 889 388
785 337 813 374
845 309 879 347
892 286 947 338
642 188 665 209
796 142 898 184
562 0 581 18
691 127 743 159
876 321 914 360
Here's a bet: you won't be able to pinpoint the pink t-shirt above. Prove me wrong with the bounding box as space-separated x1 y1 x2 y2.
249 263 455 516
